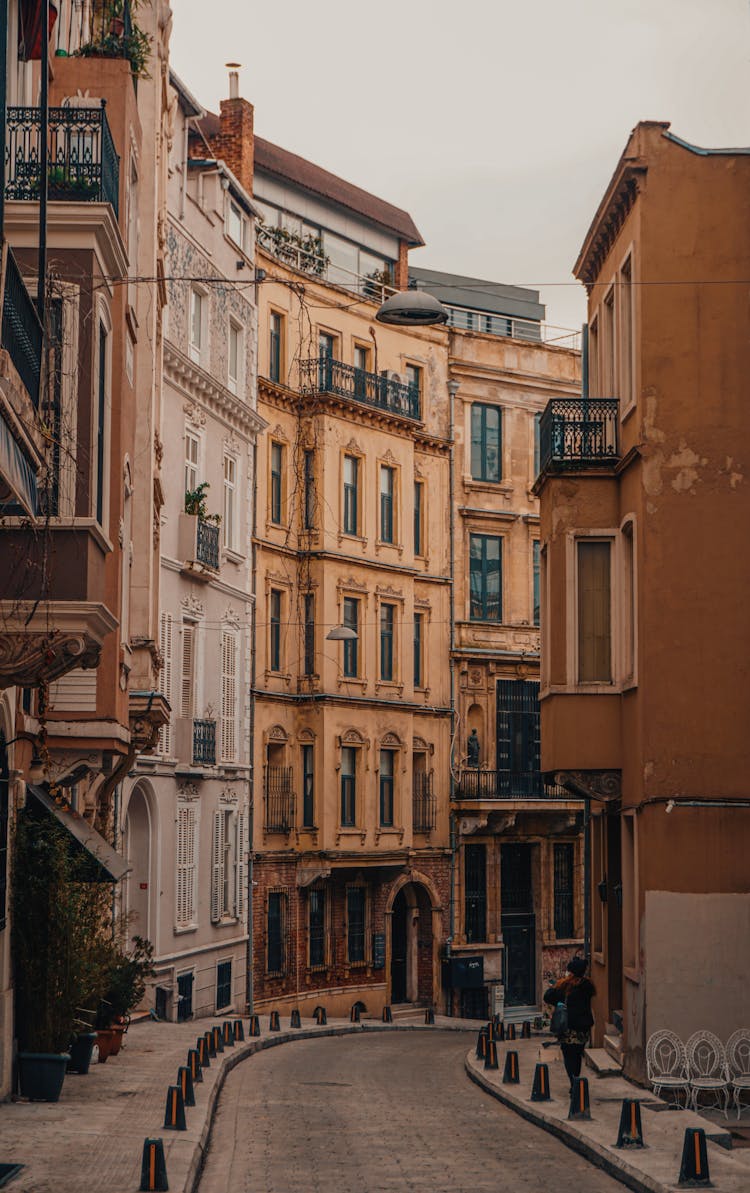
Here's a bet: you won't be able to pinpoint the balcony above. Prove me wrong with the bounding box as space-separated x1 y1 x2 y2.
538 398 619 477
2 245 42 408
413 773 437 832
178 514 220 576
300 356 421 422
265 766 295 833
193 719 216 766
5 103 119 216
455 769 571 801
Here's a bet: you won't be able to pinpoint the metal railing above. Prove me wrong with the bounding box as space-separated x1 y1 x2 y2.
300 355 421 421
6 103 120 216
538 398 620 475
257 225 397 304
196 519 220 570
456 769 571 800
413 772 437 831
193 719 216 766
265 766 295 832
1 246 42 406
445 304 581 350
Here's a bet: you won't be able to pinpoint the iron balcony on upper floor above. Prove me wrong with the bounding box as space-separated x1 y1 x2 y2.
537 397 620 478
300 356 421 421
2 244 43 411
5 103 119 216
455 769 571 801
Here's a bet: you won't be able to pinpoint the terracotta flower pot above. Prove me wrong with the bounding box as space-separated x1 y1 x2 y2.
96 1028 116 1062
109 1024 125 1057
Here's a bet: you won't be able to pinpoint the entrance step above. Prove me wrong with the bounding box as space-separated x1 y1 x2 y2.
502 1005 539 1024
584 1046 623 1077
389 1003 428 1023
603 1031 624 1064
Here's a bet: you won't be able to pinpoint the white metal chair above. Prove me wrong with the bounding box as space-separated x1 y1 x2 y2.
686 1030 730 1118
646 1029 690 1108
726 1029 750 1120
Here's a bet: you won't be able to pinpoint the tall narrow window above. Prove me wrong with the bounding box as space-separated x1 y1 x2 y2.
223 454 236 550
622 520 635 683
159 612 173 756
176 804 196 927
302 744 314 828
96 322 107 524
309 888 326 968
413 612 423 687
228 321 241 395
496 678 541 796
533 412 541 479
180 621 196 719
269 590 282 672
379 603 394 681
532 540 540 627
554 842 575 939
577 540 612 682
190 289 204 363
464 843 487 943
405 363 422 396
220 631 237 762
353 345 369 398
269 312 282 382
303 450 315 530
211 809 236 922
379 749 395 826
216 960 232 1011
601 288 615 394
318 331 335 389
340 747 356 826
343 455 359 535
270 442 283 524
303 593 315 676
347 887 366 964
380 465 395 543
469 534 502 621
267 891 286 974
185 430 199 493
414 480 424 556
619 255 634 408
342 597 359 678
471 404 501 482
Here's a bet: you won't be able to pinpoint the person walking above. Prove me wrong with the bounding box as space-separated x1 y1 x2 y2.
543 956 595 1093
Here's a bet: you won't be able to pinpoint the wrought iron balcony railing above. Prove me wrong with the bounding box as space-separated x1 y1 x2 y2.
193 719 216 766
265 766 295 832
1 245 42 407
300 356 421 421
538 398 619 476
456 769 571 801
412 772 437 832
196 518 220 570
6 103 119 216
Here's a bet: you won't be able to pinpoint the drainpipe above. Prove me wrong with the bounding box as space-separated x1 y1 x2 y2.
246 438 259 1013
37 0 49 321
446 378 459 1013
580 324 591 966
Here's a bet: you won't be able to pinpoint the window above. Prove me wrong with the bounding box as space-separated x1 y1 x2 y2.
533 412 541 479
621 520 636 683
589 318 599 395
267 890 286 975
353 345 370 399
414 480 424 556
471 404 501 482
176 804 196 927
405 363 422 398
413 612 423 687
223 454 237 550
343 597 359 677
227 200 246 250
379 749 395 827
185 430 199 493
464 843 487 943
270 442 283 524
228 321 241 395
190 289 204 363
577 540 612 683
302 744 314 828
309 888 326 969
619 255 634 409
269 312 282 383
379 465 395 543
211 808 244 922
96 321 108 524
220 631 237 762
496 678 541 796
343 455 359 535
269 590 281 672
601 288 615 394
216 960 232 1010
379 603 395 681
158 612 173 756
622 814 638 970
304 594 315 676
176 971 194 1021
180 621 196 719
347 887 366 964
303 450 315 530
341 746 356 826
318 332 335 388
532 541 540 627
554 843 575 939
469 534 502 621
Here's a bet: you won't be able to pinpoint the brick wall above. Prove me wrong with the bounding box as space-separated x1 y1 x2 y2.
208 98 255 195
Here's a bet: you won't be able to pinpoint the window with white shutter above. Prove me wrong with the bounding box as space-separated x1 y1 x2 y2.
176 805 196 927
181 621 196 720
159 612 173 755
211 809 225 923
234 811 246 919
220 630 237 762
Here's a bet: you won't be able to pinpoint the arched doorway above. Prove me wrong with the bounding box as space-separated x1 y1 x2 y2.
123 784 152 940
388 880 437 1005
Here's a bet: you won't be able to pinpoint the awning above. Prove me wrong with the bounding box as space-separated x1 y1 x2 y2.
26 784 130 883
0 412 38 516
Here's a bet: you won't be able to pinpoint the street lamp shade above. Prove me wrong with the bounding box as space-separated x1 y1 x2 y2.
375 289 448 327
326 625 358 641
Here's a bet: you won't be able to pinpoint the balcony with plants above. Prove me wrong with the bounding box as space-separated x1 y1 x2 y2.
179 483 221 576
5 102 120 215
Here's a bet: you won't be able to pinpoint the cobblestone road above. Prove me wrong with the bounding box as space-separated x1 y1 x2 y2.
197 1031 623 1193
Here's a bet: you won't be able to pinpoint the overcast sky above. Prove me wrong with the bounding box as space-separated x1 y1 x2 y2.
171 0 750 329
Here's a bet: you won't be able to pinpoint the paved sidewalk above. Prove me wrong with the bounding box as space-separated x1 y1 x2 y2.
466 1036 750 1193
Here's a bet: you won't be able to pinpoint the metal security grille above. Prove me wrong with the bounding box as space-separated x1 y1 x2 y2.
554 843 575 938
464 843 487 943
496 679 542 796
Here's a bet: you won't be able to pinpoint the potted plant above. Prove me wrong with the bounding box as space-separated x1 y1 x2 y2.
95 936 155 1060
76 2 152 80
184 482 221 524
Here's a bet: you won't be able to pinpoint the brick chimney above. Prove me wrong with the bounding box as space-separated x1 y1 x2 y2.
210 64 254 196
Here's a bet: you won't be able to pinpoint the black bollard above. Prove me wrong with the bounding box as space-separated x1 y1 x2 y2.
163 1084 186 1130
568 1076 591 1120
249 1013 261 1036
212 1025 224 1053
382 1005 393 1023
290 1008 301 1028
476 1027 488 1060
678 1128 710 1187
425 1007 435 1025
315 1006 327 1025
496 1020 505 1041
177 1064 195 1108
222 1020 234 1047
269 1010 280 1031
350 1004 361 1023
530 1062 551 1102
484 1039 499 1070
521 1020 532 1039
205 1030 216 1058
140 1138 169 1192
616 1099 645 1148
502 1050 520 1084
486 1019 496 1042
233 1019 245 1042
506 1022 516 1041
187 1047 203 1083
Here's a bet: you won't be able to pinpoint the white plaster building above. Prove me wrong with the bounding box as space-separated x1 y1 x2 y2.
122 72 264 1021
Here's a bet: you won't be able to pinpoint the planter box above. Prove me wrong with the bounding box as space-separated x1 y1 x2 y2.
17 1052 70 1101
67 1032 97 1074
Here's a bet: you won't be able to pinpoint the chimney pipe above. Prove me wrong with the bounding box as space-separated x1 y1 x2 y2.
226 62 241 100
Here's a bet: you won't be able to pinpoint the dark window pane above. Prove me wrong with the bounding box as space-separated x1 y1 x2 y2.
270 590 281 671
303 450 315 529
302 744 314 827
216 960 232 1009
464 843 486 943
554 843 575 938
343 597 358 677
347 887 366 963
269 313 281 382
380 603 394 680
380 465 394 543
471 404 501 482
267 892 285 974
343 455 358 535
304 593 315 675
341 747 356 826
469 534 502 621
309 888 326 968
496 678 541 796
414 481 423 555
379 749 394 826
270 442 283 524
533 541 540 627
413 612 422 687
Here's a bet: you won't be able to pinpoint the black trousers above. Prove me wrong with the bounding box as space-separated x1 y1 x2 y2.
561 1042 585 1087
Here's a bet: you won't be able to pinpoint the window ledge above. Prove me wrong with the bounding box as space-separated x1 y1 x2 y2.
624 966 641 985
464 479 511 494
174 925 198 936
213 916 240 928
222 547 246 566
339 531 368 546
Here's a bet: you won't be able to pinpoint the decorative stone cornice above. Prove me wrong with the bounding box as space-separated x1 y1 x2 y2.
0 601 117 689
164 343 267 438
129 691 171 755
553 770 621 801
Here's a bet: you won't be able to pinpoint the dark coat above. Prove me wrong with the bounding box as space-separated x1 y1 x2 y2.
543 977 595 1032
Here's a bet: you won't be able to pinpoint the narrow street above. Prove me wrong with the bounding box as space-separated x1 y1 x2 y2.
197 1031 622 1193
